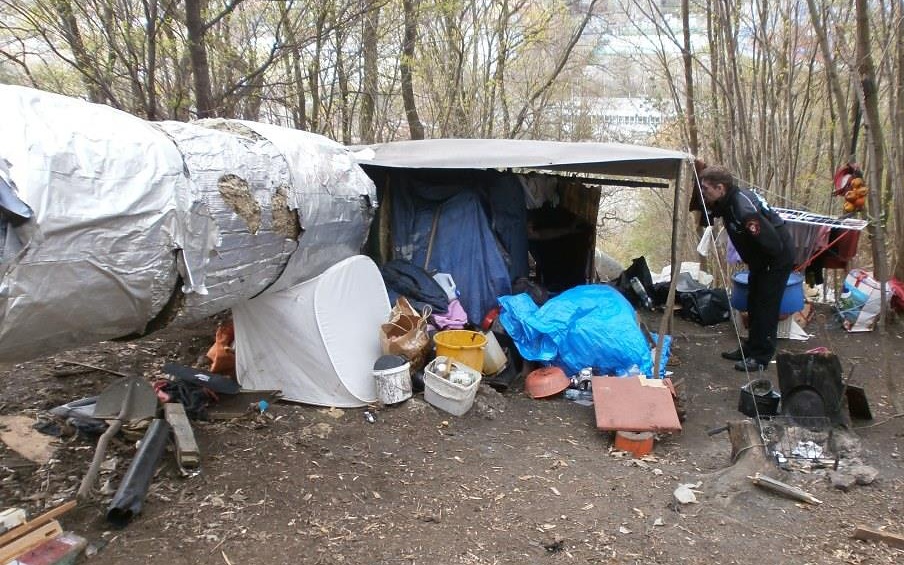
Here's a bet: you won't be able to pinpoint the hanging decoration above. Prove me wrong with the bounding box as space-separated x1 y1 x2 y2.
832 163 869 214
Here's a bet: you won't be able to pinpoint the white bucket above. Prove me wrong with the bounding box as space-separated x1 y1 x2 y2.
373 361 412 404
481 331 507 375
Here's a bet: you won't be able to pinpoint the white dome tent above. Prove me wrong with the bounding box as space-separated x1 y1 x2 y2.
233 255 390 407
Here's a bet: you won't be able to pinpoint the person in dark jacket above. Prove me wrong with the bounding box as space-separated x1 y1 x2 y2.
699 165 795 372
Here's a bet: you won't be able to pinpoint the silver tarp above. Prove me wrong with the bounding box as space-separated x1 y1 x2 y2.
0 86 375 363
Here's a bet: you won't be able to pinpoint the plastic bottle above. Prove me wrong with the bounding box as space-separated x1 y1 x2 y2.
629 277 653 309
564 389 594 401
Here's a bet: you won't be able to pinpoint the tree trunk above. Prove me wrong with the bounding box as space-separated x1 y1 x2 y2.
891 0 904 281
335 24 351 145
805 0 851 161
359 0 380 144
143 0 159 120
400 0 425 139
52 0 105 104
681 0 698 155
185 0 214 117
855 0 889 330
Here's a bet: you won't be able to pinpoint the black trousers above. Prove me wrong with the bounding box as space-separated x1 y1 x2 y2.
745 264 793 364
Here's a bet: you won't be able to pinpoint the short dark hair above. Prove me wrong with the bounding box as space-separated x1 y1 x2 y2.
700 165 733 188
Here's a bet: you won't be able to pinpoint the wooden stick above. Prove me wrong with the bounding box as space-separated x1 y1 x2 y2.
0 500 76 548
748 473 822 504
56 360 130 378
852 526 904 549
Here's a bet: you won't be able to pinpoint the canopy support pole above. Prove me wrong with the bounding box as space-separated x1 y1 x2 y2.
654 159 692 376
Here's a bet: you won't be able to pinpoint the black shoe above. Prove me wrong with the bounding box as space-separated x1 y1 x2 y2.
734 358 767 372
721 347 746 361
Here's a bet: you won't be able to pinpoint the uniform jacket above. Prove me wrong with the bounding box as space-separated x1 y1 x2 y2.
712 185 794 271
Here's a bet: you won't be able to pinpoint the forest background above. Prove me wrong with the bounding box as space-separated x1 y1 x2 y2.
2 0 902 290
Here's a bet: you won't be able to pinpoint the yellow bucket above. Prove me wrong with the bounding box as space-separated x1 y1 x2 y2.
433 330 487 372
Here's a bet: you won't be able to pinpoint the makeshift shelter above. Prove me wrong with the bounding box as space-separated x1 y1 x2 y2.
353 139 692 373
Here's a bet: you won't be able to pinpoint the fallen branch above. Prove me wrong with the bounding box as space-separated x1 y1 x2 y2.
748 473 822 504
853 412 904 429
57 360 130 378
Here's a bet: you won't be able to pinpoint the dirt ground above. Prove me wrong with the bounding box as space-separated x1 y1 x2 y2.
1 303 903 565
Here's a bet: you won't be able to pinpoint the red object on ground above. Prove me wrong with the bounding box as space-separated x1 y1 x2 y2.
524 366 570 399
592 376 682 433
613 430 655 458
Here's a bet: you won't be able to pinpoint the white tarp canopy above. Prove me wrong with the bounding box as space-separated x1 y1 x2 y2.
353 138 689 180
233 255 391 407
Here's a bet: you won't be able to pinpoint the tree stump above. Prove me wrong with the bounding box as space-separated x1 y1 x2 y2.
703 420 774 501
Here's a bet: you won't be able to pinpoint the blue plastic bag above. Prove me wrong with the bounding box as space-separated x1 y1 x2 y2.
499 285 669 377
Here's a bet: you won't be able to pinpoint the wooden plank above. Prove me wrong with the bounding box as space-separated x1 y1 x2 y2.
852 526 904 549
0 501 76 549
164 403 200 468
0 521 62 563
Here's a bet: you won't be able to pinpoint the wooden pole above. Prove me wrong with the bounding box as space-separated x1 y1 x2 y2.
654 159 691 376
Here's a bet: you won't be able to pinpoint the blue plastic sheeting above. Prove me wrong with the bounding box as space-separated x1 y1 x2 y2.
392 179 513 324
498 285 670 377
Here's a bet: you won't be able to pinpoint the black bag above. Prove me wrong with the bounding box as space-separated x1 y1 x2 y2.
678 288 730 326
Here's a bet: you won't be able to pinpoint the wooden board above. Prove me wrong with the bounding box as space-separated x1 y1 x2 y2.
0 521 62 563
0 502 75 549
164 403 200 468
591 376 682 433
853 526 904 549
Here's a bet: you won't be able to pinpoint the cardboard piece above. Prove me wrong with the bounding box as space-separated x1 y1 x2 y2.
592 376 682 433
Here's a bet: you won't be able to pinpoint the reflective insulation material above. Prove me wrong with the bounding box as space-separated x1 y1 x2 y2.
154 119 298 320
0 86 377 363
237 121 377 292
0 86 186 362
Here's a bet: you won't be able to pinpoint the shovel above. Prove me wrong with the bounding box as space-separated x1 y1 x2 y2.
77 376 158 501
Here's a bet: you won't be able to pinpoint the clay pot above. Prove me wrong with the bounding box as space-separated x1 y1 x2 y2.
524 366 570 399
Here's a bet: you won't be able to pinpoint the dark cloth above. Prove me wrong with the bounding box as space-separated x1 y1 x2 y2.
712 185 795 364
380 259 450 314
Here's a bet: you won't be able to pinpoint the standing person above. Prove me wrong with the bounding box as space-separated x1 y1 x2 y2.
699 165 795 372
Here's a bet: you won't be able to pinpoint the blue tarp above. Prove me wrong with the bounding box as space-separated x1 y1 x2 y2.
498 285 670 377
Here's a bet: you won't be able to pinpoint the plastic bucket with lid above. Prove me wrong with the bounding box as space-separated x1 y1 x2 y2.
433 330 487 372
372 355 412 404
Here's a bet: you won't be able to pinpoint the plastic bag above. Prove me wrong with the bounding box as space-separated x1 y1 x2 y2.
206 322 236 376
380 297 432 371
677 289 730 326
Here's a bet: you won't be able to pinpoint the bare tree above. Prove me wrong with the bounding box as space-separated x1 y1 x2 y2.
400 0 424 139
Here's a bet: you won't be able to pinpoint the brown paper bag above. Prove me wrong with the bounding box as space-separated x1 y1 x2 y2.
380 297 432 371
